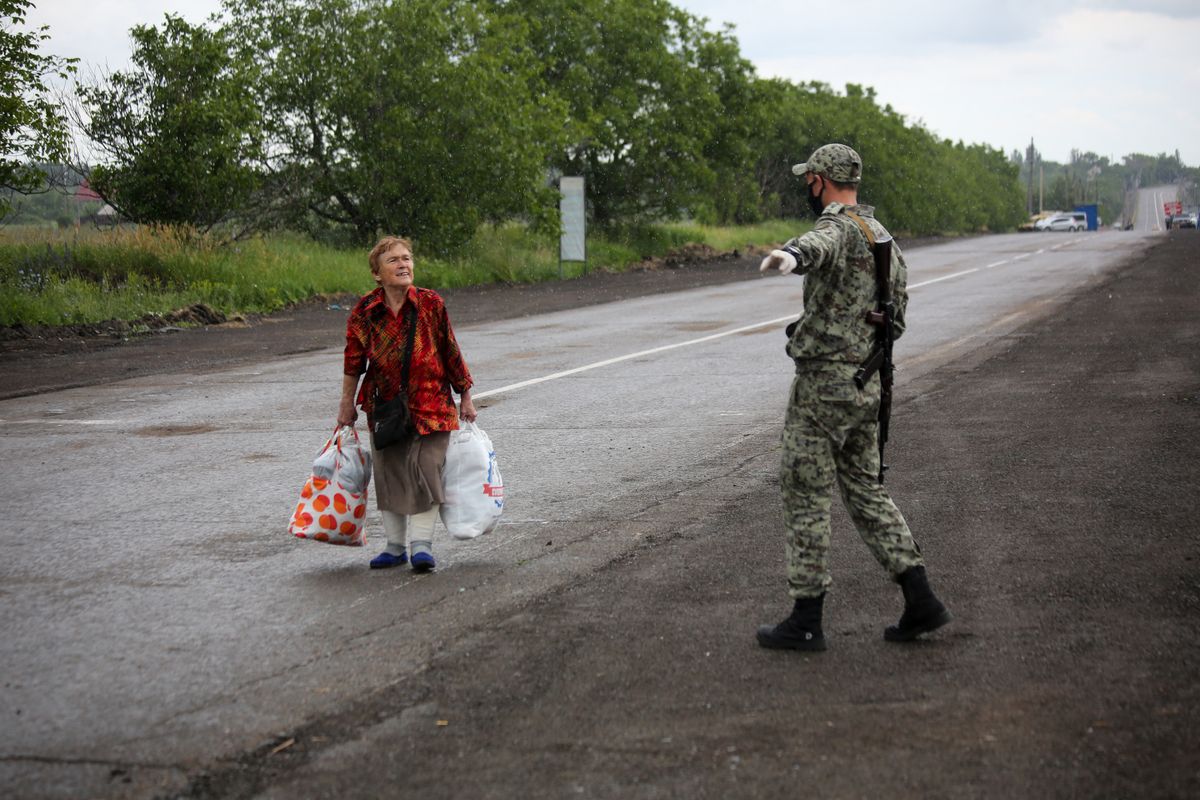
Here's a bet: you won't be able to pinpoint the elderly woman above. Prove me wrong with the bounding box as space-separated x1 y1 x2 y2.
337 236 477 572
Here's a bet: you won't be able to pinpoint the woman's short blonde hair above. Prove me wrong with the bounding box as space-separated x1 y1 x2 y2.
368 236 414 275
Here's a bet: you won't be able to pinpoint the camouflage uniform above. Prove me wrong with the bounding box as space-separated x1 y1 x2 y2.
776 160 924 599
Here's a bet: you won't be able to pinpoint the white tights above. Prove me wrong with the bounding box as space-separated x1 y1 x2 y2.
381 506 439 555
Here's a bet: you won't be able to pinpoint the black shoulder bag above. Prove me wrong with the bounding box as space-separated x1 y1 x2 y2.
371 302 418 450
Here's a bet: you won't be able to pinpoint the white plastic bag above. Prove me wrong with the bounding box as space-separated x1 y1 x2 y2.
440 421 504 540
312 425 372 494
289 426 373 546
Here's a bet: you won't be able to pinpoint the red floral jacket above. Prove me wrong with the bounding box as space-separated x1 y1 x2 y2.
344 286 473 434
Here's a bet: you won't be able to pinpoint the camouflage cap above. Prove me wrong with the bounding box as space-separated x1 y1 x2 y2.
791 143 863 183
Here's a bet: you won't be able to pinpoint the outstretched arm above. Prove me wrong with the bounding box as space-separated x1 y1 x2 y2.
758 219 845 276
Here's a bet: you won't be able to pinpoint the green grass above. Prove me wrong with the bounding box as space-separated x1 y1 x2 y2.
0 219 808 327
657 219 803 253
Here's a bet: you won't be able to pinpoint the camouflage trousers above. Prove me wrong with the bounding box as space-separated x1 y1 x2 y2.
779 362 924 598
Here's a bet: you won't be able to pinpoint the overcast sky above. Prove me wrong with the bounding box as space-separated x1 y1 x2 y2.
28 0 1200 166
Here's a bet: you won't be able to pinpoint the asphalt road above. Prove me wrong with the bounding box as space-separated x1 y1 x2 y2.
1133 183 1180 232
2 220 1196 799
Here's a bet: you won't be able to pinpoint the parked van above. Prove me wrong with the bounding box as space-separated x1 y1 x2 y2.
1035 212 1088 232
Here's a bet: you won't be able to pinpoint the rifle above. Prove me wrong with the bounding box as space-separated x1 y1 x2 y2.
852 233 895 484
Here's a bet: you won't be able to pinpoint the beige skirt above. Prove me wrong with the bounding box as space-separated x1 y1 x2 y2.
372 431 450 515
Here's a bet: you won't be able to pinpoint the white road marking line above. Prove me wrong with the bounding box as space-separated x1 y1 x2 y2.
907 267 979 288
475 261 1015 400
473 315 795 399
0 245 1060 415
985 260 1009 268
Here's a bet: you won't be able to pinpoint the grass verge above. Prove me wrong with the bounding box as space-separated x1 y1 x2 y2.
0 219 806 327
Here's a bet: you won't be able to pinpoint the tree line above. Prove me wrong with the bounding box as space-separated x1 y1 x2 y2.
15 0 1030 249
1013 144 1199 226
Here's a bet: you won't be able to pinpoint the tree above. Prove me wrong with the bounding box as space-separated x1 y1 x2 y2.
691 20 762 225
0 0 76 218
78 15 264 232
746 79 831 220
223 0 564 251
493 0 753 227
744 79 1024 235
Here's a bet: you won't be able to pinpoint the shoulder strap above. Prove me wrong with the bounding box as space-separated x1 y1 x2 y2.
844 210 876 246
399 300 418 389
844 209 891 305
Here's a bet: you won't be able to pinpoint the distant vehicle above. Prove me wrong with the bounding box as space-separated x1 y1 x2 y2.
1035 212 1088 232
1175 211 1198 229
1018 211 1057 232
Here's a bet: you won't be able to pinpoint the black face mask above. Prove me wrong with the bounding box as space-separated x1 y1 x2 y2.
806 178 825 216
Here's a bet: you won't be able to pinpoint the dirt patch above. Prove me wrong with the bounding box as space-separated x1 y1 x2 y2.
628 242 758 270
0 302 238 344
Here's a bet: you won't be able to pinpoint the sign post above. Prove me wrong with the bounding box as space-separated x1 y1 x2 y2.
559 176 585 279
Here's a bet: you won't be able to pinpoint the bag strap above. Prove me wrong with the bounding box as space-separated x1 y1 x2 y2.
399 299 418 390
371 297 419 405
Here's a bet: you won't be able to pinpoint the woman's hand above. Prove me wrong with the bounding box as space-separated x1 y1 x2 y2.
459 390 478 423
337 396 358 428
338 374 361 428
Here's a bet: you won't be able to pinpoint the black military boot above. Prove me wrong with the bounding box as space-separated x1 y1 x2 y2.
757 594 827 651
884 566 952 642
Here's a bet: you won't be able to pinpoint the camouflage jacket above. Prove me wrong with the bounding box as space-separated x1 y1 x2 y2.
780 202 908 365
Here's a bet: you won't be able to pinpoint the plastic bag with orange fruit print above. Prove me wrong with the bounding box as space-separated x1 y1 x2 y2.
289 426 373 546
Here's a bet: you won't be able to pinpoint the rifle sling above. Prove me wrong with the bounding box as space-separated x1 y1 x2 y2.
845 210 889 304
844 210 876 246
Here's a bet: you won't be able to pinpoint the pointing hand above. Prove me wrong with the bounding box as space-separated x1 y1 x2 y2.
759 249 798 275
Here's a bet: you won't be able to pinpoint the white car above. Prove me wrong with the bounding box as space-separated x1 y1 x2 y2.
1172 211 1197 229
1035 212 1088 232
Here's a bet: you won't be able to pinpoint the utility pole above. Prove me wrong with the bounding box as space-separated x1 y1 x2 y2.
1026 138 1036 215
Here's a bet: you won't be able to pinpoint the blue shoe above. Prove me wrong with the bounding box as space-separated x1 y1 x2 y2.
369 550 408 569
410 551 436 573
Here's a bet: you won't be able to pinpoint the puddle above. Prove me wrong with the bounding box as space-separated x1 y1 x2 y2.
191 530 289 562
674 321 730 332
135 423 219 437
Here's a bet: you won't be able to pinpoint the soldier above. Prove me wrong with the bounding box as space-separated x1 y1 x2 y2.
756 143 951 651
